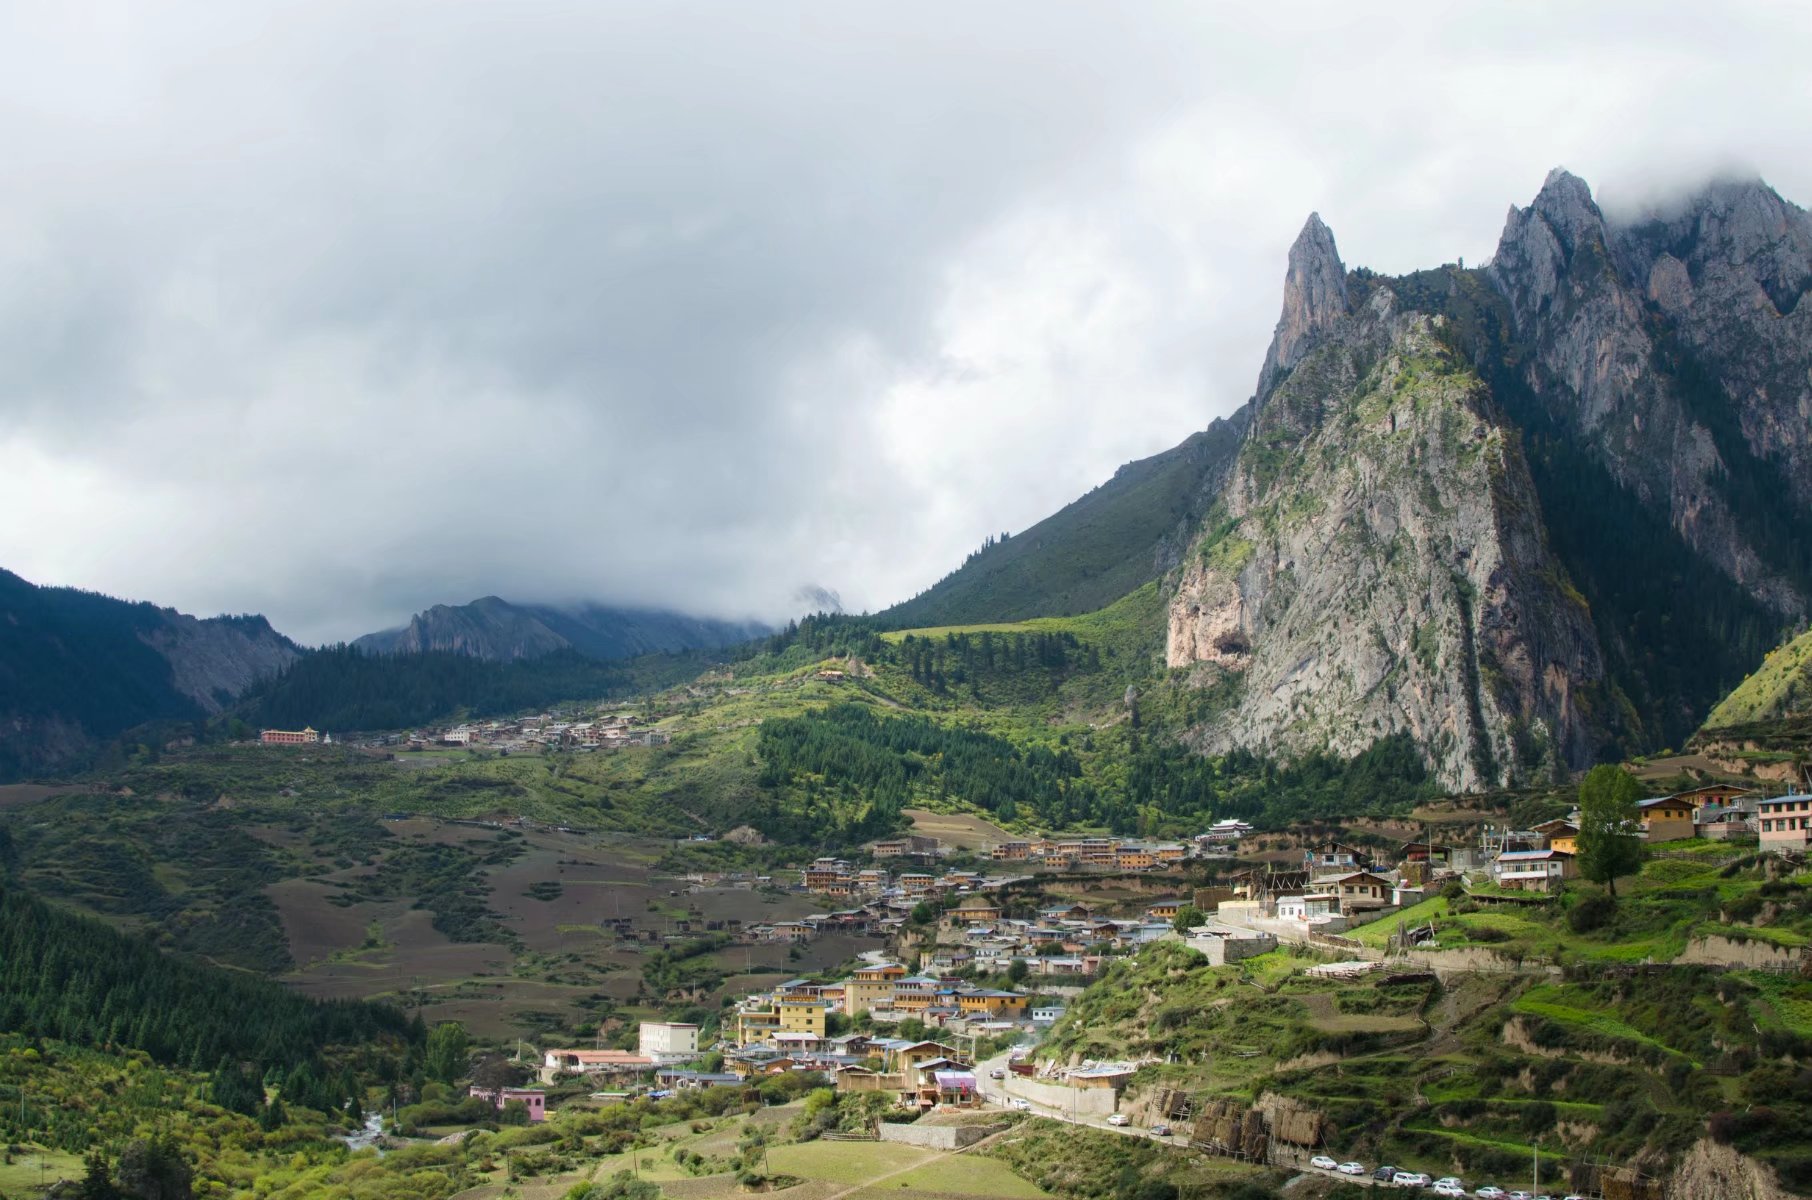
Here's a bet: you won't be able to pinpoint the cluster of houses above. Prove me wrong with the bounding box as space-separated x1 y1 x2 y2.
930 894 1186 976
421 711 670 752
984 837 1192 871
730 964 1035 1047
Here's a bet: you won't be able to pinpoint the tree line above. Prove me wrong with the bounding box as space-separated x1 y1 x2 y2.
0 886 418 1089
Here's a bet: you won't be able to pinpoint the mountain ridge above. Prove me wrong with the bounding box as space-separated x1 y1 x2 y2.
351 595 771 663
0 568 302 777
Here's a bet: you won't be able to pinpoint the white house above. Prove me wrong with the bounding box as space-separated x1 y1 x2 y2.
1491 849 1575 892
638 1022 700 1065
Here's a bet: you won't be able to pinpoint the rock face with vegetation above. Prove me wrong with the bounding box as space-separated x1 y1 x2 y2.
0 568 301 777
1167 219 1604 789
1490 169 1812 617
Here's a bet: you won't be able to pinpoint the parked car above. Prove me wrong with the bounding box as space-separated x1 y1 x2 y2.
1373 1165 1398 1183
1432 1185 1466 1198
1337 1162 1366 1176
1434 1180 1464 1191
1508 1191 1534 1200
1008 1098 1031 1111
1107 1114 1129 1126
1392 1172 1431 1188
1474 1189 1506 1199
1149 1124 1172 1137
1309 1155 1337 1170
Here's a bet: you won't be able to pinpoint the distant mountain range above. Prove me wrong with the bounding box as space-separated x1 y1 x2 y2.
0 571 770 779
0 568 301 778
350 596 770 663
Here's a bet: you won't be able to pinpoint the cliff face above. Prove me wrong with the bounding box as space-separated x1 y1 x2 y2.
1489 169 1812 615
1166 239 1604 789
141 612 302 713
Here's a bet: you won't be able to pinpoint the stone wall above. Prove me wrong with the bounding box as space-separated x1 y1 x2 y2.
1002 1076 1120 1118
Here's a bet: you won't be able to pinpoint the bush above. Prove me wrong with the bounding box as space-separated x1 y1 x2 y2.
1567 893 1617 933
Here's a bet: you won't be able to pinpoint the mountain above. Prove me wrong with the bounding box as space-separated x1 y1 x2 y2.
352 595 770 662
1167 216 1606 789
0 568 301 778
881 413 1249 628
900 170 1812 788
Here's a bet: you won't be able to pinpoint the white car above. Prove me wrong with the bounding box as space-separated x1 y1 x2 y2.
1434 1180 1464 1190
1474 1190 1506 1199
1310 1155 1337 1170
1432 1185 1465 1198
1392 1172 1431 1188
1008 1098 1031 1111
1107 1114 1129 1126
1337 1162 1366 1176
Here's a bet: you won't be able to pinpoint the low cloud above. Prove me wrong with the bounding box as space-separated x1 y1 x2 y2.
2 1 1808 643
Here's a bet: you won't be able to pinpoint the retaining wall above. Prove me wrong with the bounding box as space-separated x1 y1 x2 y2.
877 1121 1007 1150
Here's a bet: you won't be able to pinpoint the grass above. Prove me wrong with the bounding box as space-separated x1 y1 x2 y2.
867 1155 1049 1198
1704 625 1812 727
764 1139 934 1181
0 1148 85 1194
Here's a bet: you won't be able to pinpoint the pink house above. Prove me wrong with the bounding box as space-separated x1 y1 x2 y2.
470 1086 547 1122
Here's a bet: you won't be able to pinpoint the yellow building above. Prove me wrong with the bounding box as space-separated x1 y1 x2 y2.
844 962 906 1016
1639 796 1697 843
778 996 828 1038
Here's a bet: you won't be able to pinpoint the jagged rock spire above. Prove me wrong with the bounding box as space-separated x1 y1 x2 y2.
1255 213 1350 403
1487 168 1611 327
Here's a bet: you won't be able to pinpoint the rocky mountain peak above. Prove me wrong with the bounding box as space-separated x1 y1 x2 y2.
1487 167 1614 328
1255 212 1350 403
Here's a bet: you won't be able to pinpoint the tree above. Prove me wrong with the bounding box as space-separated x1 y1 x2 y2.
1574 764 1645 899
471 1054 530 1092
1171 905 1205 933
1006 957 1029 984
115 1136 193 1200
425 1021 472 1086
78 1150 119 1200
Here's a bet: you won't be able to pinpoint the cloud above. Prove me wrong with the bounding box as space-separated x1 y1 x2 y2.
1 1 1809 643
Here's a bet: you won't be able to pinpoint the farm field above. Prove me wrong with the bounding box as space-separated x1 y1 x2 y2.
903 808 1015 851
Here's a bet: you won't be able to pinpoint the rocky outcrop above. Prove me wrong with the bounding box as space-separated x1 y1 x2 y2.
1255 213 1351 403
1168 249 1604 789
1488 169 1811 615
142 612 301 713
1666 1137 1794 1200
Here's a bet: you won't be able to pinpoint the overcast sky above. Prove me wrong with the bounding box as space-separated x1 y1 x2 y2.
3 2 1810 644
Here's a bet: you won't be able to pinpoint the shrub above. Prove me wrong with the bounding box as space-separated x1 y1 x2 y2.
1567 892 1617 933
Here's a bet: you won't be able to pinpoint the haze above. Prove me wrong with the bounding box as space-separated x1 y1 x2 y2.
3 1 1810 644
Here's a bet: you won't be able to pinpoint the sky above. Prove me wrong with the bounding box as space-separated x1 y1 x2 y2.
3 2 1810 645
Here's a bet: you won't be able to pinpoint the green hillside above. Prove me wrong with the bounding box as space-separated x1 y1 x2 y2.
881 414 1247 628
1705 625 1812 729
1040 849 1812 1191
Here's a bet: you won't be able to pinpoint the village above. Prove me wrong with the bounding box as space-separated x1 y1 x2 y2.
457 776 1804 1137
257 707 671 753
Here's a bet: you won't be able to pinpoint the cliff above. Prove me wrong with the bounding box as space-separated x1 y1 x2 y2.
1167 233 1604 789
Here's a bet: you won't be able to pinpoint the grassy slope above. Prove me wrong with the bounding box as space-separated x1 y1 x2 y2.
1704 625 1812 728
881 416 1246 628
